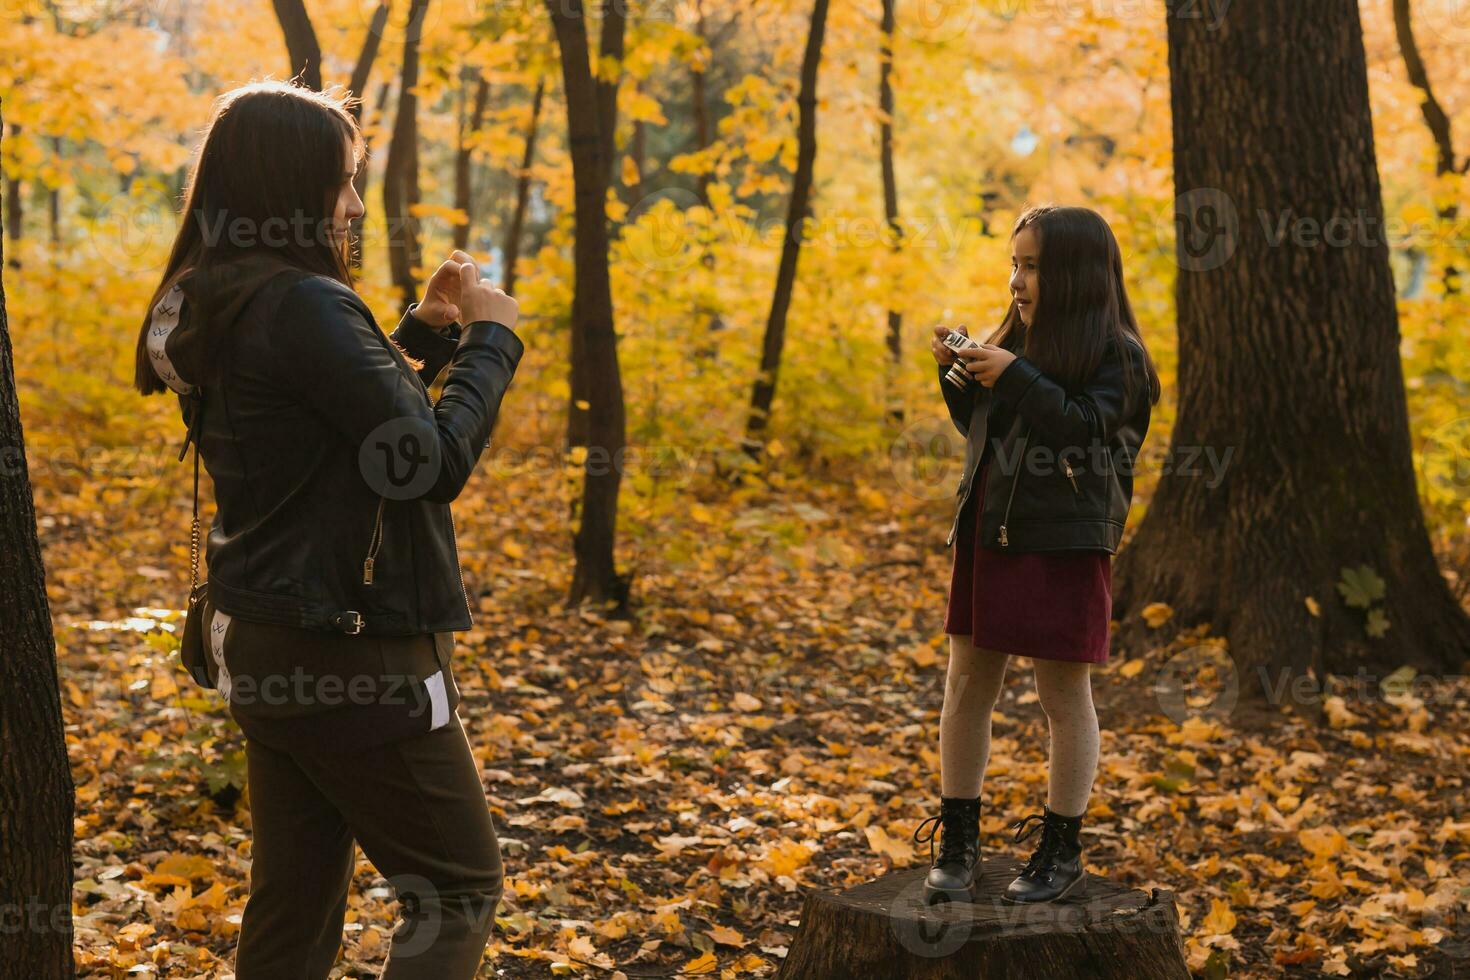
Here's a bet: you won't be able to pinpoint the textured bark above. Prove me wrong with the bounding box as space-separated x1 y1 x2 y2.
546 0 630 612
453 72 492 252
879 0 903 425
4 122 21 269
0 108 76 979
778 867 1188 979
1112 1 1470 709
565 2 626 451
595 0 627 201
743 0 829 456
270 0 323 90
502 77 545 296
383 0 431 311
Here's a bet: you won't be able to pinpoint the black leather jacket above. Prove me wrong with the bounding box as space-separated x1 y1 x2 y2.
149 261 523 635
940 331 1150 553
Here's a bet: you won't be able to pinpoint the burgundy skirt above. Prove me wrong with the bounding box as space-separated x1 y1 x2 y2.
944 459 1113 664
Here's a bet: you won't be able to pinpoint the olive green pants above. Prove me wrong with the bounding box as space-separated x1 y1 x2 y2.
231 712 504 979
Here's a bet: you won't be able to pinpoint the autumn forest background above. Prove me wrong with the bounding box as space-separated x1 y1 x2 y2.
3 0 1470 977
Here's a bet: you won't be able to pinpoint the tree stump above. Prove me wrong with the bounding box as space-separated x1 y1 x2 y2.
777 861 1190 979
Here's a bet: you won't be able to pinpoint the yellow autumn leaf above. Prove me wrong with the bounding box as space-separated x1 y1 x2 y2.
1202 897 1236 936
1118 658 1145 678
1299 825 1347 859
706 924 747 947
759 838 814 877
1141 602 1173 627
683 950 718 974
864 824 914 867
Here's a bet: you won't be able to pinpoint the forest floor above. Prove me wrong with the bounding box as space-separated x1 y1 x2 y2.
41 456 1470 979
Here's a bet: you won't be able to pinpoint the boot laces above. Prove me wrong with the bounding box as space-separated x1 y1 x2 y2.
912 808 974 866
1010 812 1068 879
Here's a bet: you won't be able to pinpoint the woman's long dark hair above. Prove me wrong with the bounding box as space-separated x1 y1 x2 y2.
983 205 1161 414
133 80 364 395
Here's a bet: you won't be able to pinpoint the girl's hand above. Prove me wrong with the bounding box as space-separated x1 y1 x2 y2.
956 343 1016 387
416 249 479 329
456 261 520 329
931 324 966 366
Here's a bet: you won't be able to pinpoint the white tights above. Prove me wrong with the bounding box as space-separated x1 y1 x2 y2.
938 633 1099 817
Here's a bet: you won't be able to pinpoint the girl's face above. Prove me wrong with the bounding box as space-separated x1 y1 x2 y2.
1009 224 1040 325
330 137 365 245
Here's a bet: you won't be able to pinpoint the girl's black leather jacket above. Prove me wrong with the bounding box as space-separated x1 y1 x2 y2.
149 258 523 635
939 332 1150 554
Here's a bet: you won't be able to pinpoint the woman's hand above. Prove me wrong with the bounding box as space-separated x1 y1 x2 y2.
415 249 479 329
456 261 519 329
931 324 966 366
956 343 1017 388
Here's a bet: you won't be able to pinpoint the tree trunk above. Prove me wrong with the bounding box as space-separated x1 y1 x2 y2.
348 1 392 121
503 77 545 296
778 867 1188 979
0 108 76 979
546 0 630 613
1392 0 1464 294
1112 1 1470 711
453 72 492 252
596 0 627 202
743 0 829 457
879 0 903 426
270 0 323 90
565 1 627 451
4 122 21 270
383 0 431 312
688 0 728 368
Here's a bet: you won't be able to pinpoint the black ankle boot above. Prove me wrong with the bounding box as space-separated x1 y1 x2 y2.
913 795 981 905
1001 804 1087 904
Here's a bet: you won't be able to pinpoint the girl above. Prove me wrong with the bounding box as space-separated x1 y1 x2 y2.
133 80 523 978
913 205 1160 906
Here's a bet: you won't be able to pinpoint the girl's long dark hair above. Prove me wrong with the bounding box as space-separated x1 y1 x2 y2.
983 205 1161 414
133 80 364 395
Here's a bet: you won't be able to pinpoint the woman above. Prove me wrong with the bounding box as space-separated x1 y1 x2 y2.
133 80 522 978
913 205 1161 906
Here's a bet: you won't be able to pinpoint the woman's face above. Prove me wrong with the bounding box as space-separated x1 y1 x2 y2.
1009 224 1040 325
330 138 365 245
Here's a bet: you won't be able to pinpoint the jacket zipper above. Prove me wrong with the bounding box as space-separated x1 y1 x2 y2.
363 495 386 585
446 505 474 621
998 423 1030 548
1062 458 1081 495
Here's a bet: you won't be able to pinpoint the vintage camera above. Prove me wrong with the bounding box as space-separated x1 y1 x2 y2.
940 328 981 390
